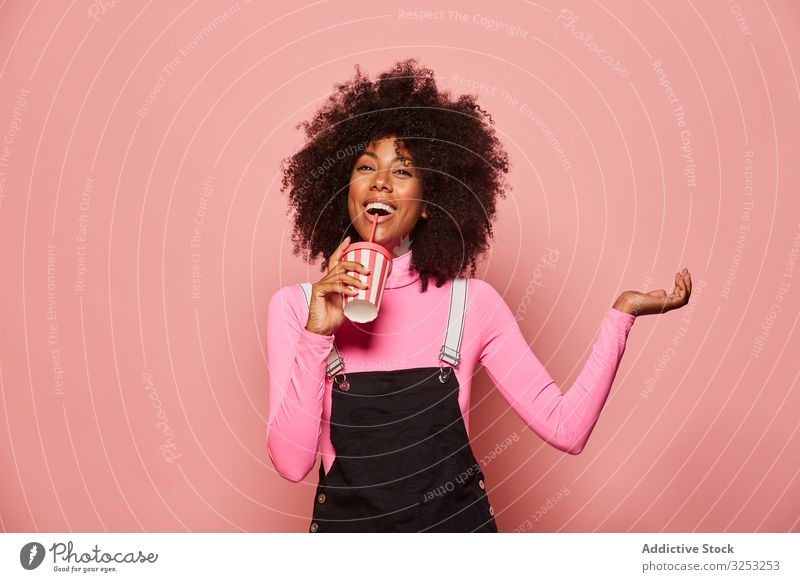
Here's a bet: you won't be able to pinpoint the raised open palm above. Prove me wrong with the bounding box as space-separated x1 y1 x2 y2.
614 268 692 316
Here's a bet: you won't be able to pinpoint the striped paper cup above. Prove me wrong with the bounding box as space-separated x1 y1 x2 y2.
341 242 393 323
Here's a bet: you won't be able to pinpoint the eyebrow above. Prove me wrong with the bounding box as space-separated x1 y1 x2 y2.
359 151 413 163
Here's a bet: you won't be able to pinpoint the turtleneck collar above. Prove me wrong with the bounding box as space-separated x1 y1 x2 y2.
384 248 419 289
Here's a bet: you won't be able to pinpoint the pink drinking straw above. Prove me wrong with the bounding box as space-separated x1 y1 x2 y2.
368 212 379 243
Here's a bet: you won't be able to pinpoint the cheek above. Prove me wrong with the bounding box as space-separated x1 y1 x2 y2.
403 197 423 217
399 184 423 210
347 194 358 219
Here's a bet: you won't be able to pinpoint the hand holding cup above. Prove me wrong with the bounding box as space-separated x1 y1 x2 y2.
304 236 371 336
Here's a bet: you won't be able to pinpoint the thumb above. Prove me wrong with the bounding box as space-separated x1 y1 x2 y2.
331 236 351 264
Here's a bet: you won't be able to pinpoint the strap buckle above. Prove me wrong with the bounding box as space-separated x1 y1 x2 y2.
326 356 345 378
438 345 460 367
438 363 453 383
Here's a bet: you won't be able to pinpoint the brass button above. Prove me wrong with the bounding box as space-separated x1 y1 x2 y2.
478 479 485 490
317 492 326 504
310 521 319 532
488 505 495 517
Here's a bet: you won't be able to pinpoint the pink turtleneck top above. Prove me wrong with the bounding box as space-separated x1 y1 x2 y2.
266 250 636 483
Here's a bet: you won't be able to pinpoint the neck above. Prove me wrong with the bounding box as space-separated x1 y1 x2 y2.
383 247 419 289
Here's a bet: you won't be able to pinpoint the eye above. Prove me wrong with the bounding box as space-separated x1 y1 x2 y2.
395 169 412 176
356 164 373 171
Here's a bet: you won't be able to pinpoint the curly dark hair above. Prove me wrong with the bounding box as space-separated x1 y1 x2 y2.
279 57 511 292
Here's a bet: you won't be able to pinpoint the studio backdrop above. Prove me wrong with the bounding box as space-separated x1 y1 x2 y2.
0 0 798 532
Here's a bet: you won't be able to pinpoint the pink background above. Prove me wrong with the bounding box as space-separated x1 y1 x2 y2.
1 0 798 533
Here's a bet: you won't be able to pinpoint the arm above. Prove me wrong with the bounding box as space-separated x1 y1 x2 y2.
475 280 635 455
266 286 335 482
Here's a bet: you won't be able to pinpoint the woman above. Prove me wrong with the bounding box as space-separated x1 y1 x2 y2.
266 59 692 532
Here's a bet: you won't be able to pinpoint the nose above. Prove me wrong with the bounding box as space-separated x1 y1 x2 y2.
370 168 392 191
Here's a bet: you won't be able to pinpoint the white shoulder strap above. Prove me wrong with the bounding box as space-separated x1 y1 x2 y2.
298 283 345 377
438 278 468 367
299 277 467 374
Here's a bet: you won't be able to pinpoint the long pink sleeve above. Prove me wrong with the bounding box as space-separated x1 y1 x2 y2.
265 287 333 482
475 280 635 455
266 251 637 483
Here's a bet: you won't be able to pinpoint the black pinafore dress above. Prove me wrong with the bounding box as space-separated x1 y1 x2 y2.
299 278 498 533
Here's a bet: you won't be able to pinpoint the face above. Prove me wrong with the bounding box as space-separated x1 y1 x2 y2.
347 135 428 257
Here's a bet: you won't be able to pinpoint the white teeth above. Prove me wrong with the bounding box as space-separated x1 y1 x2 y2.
365 202 396 214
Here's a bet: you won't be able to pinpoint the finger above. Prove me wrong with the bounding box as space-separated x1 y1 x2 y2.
678 267 691 292
660 279 677 303
660 282 681 310
334 273 369 289
667 275 686 307
680 270 691 304
675 270 684 290
329 236 351 271
684 269 692 295
332 280 360 295
675 269 687 291
335 260 371 276
319 280 360 296
664 275 677 300
328 268 367 289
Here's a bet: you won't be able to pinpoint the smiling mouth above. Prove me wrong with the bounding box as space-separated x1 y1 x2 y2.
366 207 392 217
